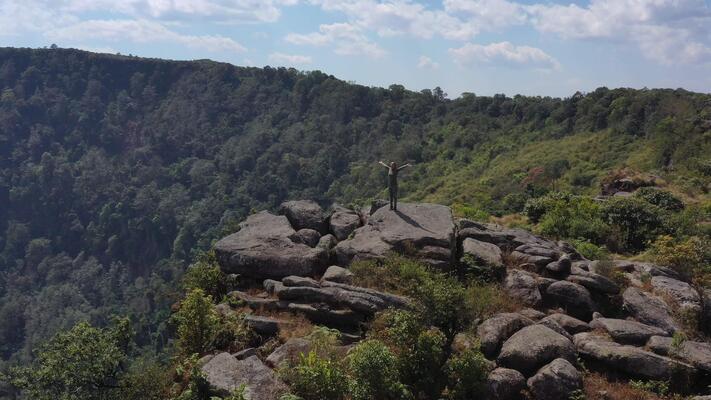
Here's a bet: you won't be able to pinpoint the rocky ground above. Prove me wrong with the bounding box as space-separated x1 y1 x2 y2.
204 200 711 400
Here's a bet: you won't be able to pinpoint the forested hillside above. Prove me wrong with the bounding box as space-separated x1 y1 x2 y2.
1 47 710 370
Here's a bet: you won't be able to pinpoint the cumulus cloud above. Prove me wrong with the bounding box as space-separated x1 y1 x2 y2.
449 41 560 70
48 19 246 53
268 52 313 65
286 22 386 58
417 55 439 69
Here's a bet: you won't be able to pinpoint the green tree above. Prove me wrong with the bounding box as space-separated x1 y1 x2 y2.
172 289 220 355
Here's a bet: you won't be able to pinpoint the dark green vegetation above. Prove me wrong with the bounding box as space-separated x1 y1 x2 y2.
1 47 711 398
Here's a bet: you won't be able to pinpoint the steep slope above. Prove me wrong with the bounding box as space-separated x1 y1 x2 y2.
0 47 710 366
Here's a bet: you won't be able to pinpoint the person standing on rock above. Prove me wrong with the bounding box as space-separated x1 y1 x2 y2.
379 161 412 211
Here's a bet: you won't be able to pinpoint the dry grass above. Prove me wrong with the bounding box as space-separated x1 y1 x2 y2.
582 372 665 400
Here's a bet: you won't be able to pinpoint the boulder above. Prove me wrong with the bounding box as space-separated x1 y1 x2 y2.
515 244 561 259
497 325 577 376
510 251 553 267
289 228 321 247
539 314 590 334
518 308 546 321
462 238 503 266
317 234 338 250
589 317 668 345
504 269 543 307
279 200 328 233
234 348 257 360
201 353 287 399
487 368 526 400
537 319 573 342
574 332 695 381
321 265 354 284
282 275 320 288
622 287 679 334
287 303 364 327
335 203 455 266
244 315 285 337
645 336 711 373
527 358 582 400
651 276 702 312
545 255 571 275
214 211 328 279
266 338 311 368
478 313 534 358
566 268 619 295
329 210 361 240
545 281 597 321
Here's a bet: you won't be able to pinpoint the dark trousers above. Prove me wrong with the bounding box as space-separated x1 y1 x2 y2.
389 185 398 210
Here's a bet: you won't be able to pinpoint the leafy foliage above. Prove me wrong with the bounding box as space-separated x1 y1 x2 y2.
347 340 409 400
172 289 220 355
283 351 349 400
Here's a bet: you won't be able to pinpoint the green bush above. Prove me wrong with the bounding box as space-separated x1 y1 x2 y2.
571 239 610 261
445 348 491 400
464 282 520 321
348 340 409 400
182 250 228 300
284 351 349 400
523 192 573 223
172 288 221 355
602 197 668 252
212 310 252 352
634 187 684 211
537 196 609 243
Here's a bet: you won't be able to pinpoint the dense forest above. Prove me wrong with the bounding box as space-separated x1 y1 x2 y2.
0 46 710 380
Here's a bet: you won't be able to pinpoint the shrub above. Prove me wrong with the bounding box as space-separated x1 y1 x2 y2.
629 380 670 397
602 197 667 252
409 272 466 339
571 239 610 261
650 235 706 280
523 192 573 223
350 255 432 295
537 196 610 243
464 282 520 321
348 340 409 400
182 250 228 300
212 310 252 352
452 203 489 221
172 288 220 355
445 348 491 400
634 187 684 211
284 351 349 400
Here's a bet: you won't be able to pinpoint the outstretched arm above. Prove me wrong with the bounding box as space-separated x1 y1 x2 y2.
378 161 390 168
397 163 412 171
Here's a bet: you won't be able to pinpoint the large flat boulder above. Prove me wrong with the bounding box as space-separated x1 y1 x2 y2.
545 281 597 321
497 325 577 376
539 314 590 335
335 203 455 266
201 353 287 399
329 209 362 240
589 317 668 345
462 238 503 267
214 211 329 279
622 287 679 334
504 269 543 307
651 276 702 313
574 333 695 381
646 336 711 373
279 200 328 234
566 268 620 295
478 313 534 358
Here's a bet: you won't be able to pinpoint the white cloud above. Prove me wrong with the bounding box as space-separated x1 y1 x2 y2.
48 19 246 53
527 0 711 64
268 52 313 65
286 22 386 58
417 55 439 69
449 41 560 70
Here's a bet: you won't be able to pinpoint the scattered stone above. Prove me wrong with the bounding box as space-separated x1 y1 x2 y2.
289 228 321 247
540 314 591 334
329 209 361 240
537 318 573 342
622 287 679 334
478 313 534 358
518 308 546 321
651 276 702 312
462 238 503 267
487 368 526 400
265 338 311 368
510 251 553 267
321 265 354 284
279 200 328 234
504 269 543 307
317 234 338 250
589 318 669 345
545 281 597 321
574 332 695 381
282 275 320 288
201 353 287 399
645 336 711 373
527 358 582 400
567 269 620 295
536 277 557 293
215 211 328 279
287 303 364 327
497 325 577 376
545 255 571 275
234 348 257 360
263 279 285 295
245 315 285 336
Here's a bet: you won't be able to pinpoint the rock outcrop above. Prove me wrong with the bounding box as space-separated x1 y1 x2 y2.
201 353 287 399
497 325 577 376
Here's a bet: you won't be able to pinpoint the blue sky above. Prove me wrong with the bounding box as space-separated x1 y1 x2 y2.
1 0 710 97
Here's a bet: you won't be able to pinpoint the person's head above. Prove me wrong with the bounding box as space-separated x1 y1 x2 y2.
390 161 396 169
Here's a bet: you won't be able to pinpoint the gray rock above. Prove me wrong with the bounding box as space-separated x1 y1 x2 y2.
317 233 338 250
277 283 409 316
510 251 553 267
287 303 364 327
574 332 695 381
646 336 711 373
651 276 702 312
263 279 285 295
567 268 620 294
329 210 361 240
335 203 455 266
622 287 679 334
478 313 534 358
504 269 543 307
545 281 597 321
215 211 328 279
321 265 354 284
527 358 582 400
234 347 257 360
539 314 591 334
282 275 320 288
487 368 526 400
289 228 321 247
515 244 561 259
462 238 503 266
537 319 573 342
228 291 286 311
518 308 546 321
497 325 577 376
279 200 328 234
265 338 311 368
545 255 571 275
589 318 668 345
245 315 285 336
536 277 557 293
201 353 287 399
